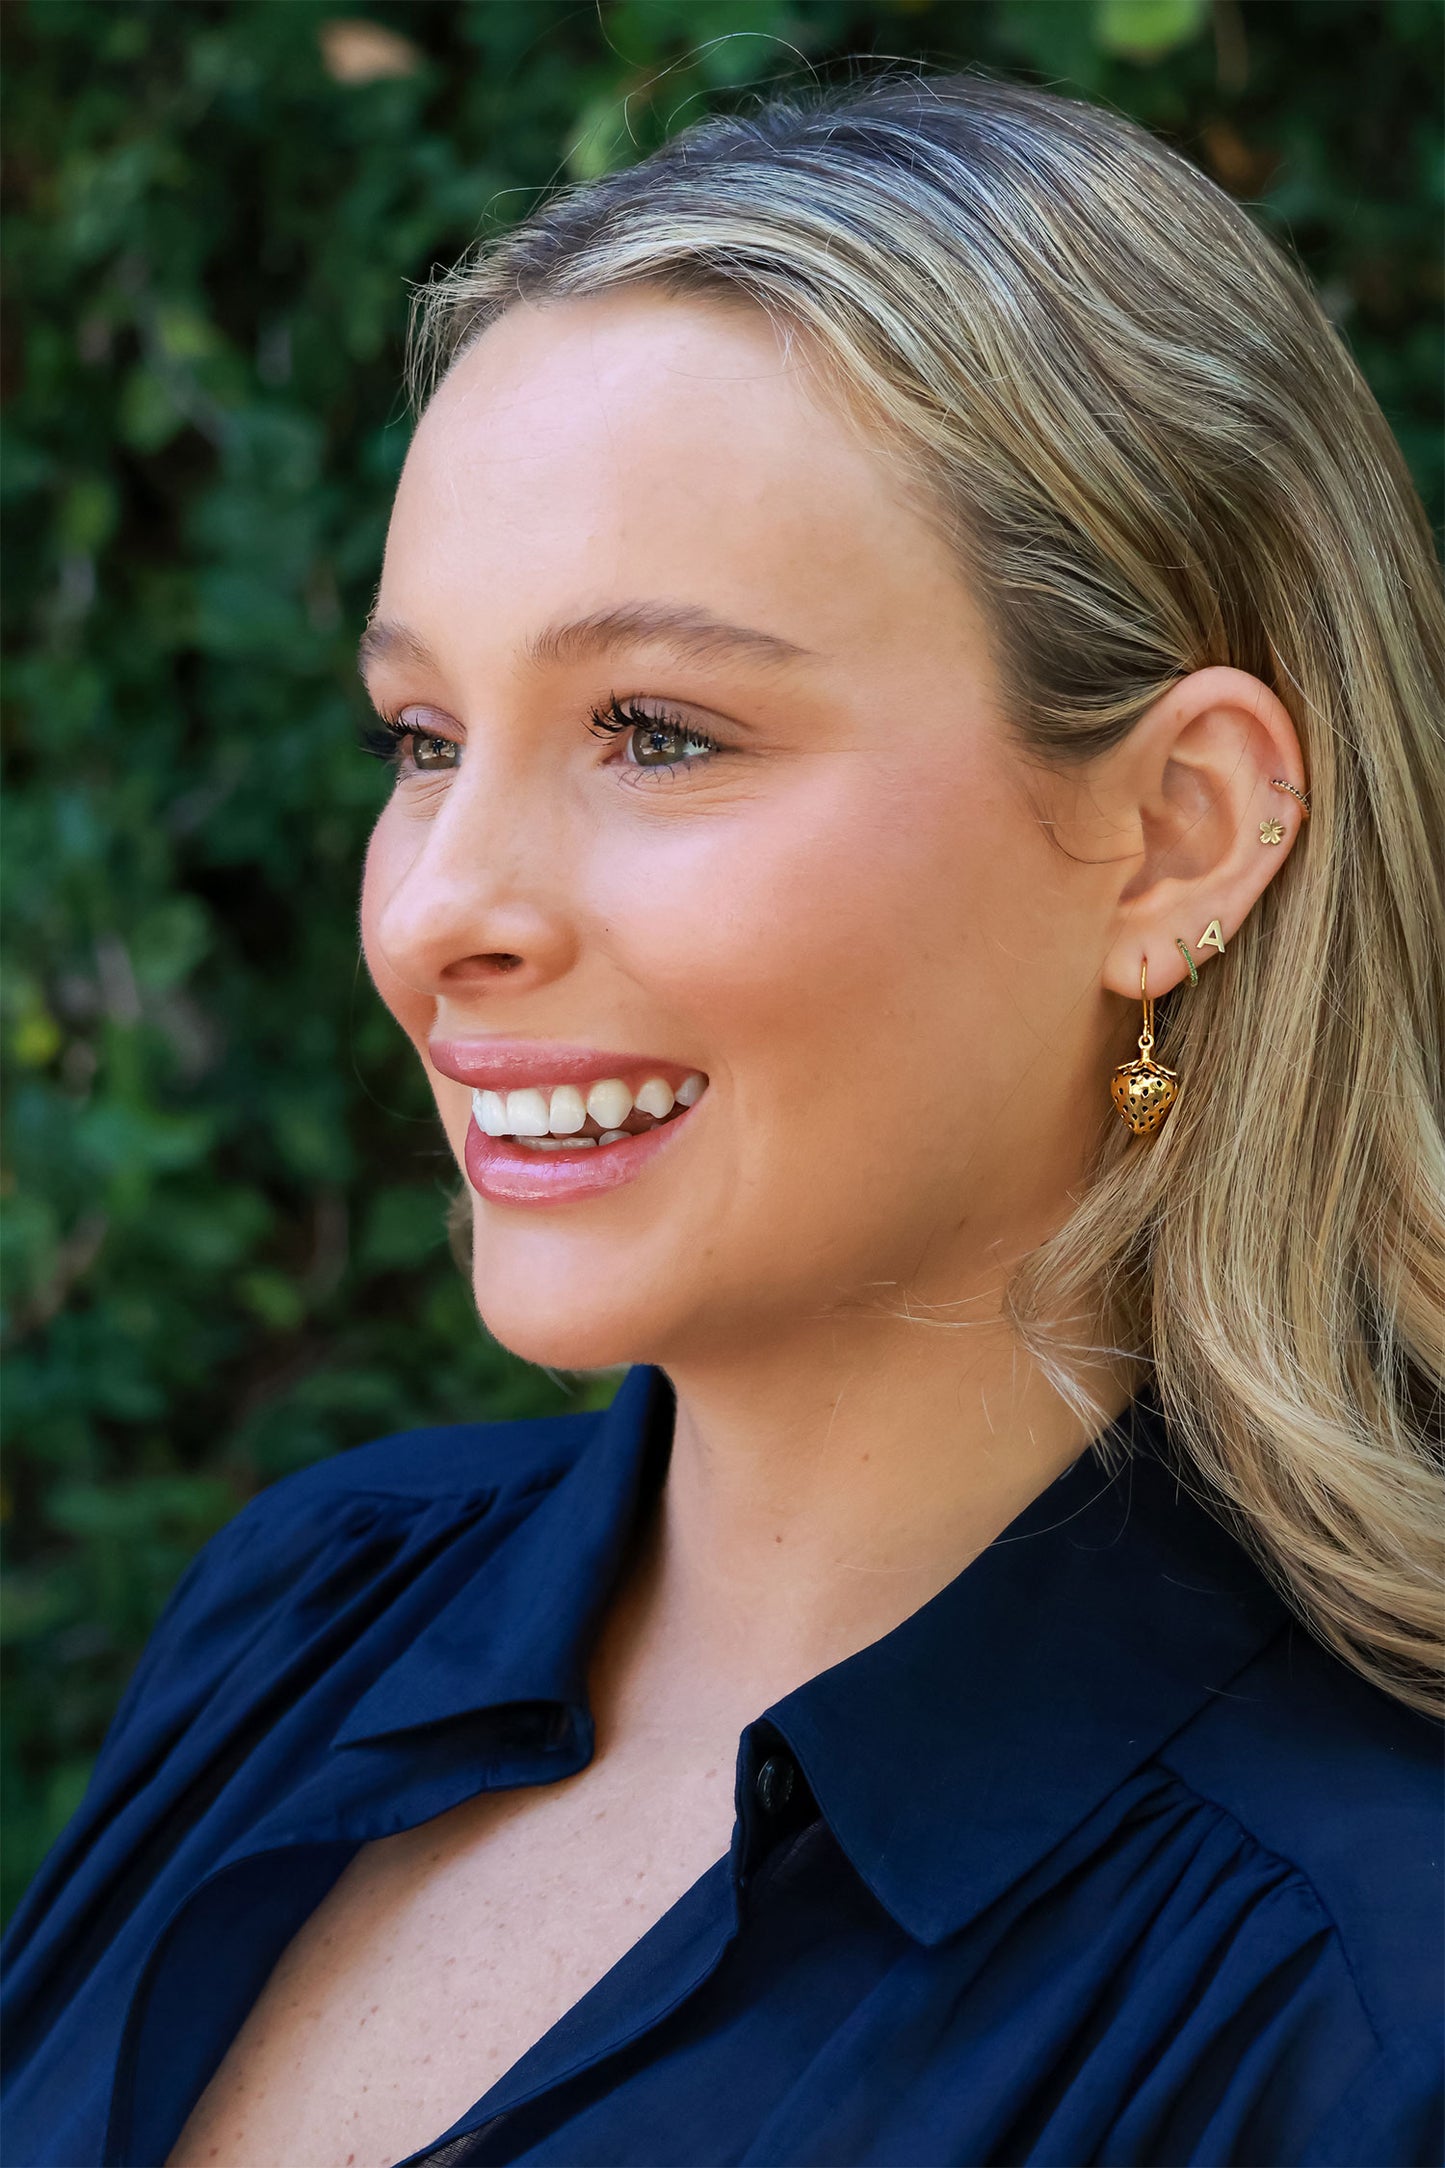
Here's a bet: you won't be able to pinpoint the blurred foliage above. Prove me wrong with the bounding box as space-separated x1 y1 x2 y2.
2 0 1440 1924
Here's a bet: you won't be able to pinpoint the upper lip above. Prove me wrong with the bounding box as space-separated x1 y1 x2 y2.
428 1038 706 1092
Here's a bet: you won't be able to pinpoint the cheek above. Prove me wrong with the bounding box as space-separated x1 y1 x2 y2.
611 759 1037 1321
650 755 1030 1082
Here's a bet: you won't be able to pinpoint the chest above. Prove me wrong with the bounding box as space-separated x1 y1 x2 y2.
164 1747 738 2168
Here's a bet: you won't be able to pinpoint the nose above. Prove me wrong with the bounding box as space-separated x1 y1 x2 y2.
363 765 581 1013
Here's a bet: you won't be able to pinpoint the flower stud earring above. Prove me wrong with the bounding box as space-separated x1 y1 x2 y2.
1109 957 1179 1136
1262 777 1310 844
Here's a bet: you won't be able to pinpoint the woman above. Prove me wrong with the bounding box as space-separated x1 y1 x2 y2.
3 68 1441 2168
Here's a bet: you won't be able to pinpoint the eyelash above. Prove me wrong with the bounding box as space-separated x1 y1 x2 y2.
584 694 721 773
357 696 722 781
358 716 426 763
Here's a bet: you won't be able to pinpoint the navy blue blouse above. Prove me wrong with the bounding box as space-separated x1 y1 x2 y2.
3 1365 1441 2167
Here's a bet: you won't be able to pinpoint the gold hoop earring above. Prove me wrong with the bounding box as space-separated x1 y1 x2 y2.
1109 957 1179 1136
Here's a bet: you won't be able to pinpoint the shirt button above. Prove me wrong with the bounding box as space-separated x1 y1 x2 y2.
754 1752 796 1814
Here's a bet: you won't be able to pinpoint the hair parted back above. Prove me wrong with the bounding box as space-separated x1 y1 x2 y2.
411 68 1445 1717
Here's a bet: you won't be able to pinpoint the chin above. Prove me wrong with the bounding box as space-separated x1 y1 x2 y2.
469 1265 662 1375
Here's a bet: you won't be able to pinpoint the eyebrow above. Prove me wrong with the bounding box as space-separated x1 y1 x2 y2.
356 602 817 684
526 603 816 673
356 619 442 680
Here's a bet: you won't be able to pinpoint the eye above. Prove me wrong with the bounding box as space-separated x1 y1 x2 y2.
358 710 460 774
586 694 720 776
409 730 458 773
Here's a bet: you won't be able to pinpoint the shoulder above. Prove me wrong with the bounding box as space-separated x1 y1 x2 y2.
1158 1617 1443 2042
97 1393 613 1746
0 1386 629 1986
247 1394 607 1510
148 1393 606 1611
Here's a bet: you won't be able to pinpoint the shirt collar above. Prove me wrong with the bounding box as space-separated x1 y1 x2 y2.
331 1364 1285 1943
331 1362 670 1749
763 1393 1286 1943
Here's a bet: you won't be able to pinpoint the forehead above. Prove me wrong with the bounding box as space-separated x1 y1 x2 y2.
401 287 848 511
379 290 979 671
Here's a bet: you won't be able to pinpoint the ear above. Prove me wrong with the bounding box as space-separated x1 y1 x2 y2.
1092 667 1308 1000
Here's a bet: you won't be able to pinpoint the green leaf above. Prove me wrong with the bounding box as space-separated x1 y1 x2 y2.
57 478 119 557
564 93 638 182
235 1268 307 1332
361 1185 448 1270
75 1103 215 1178
130 899 212 993
117 366 187 455
997 0 1107 84
1093 0 1208 62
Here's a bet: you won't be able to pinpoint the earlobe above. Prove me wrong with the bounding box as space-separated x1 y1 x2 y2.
1099 666 1308 1001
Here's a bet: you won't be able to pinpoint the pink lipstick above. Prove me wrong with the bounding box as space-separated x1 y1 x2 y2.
429 1039 709 1208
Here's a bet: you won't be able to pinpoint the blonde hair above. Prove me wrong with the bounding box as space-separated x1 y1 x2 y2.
413 71 1445 1716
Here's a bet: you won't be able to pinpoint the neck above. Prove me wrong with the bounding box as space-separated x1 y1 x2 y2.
601 1295 1138 1735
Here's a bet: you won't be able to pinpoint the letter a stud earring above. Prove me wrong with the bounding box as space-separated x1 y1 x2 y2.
1110 957 1179 1136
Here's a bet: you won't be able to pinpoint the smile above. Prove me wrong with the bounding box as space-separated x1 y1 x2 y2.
434 1043 713 1207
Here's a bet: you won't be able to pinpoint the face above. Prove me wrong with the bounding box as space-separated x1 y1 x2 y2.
359 290 1121 1373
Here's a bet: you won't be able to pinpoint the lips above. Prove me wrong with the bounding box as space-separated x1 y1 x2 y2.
429 1038 704 1093
430 1037 710 1208
462 1094 703 1206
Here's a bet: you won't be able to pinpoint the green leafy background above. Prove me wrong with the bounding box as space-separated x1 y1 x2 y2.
3 0 1440 1924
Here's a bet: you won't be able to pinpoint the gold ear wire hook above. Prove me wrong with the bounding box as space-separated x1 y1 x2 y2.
1109 954 1180 1136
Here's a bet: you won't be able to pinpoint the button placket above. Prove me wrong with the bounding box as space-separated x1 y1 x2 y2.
733 1728 815 1903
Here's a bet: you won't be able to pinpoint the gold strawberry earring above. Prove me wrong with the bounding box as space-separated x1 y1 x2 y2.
1109 956 1179 1136
1109 921 1226 1135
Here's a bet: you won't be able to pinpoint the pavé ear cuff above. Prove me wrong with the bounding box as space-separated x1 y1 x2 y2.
1262 776 1310 843
1109 957 1179 1136
1270 777 1311 820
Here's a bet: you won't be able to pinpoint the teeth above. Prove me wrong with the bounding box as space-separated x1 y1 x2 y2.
470 1071 709 1142
516 1134 597 1151
548 1085 587 1134
633 1076 675 1120
586 1077 633 1130
473 1088 509 1137
505 1087 550 1137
